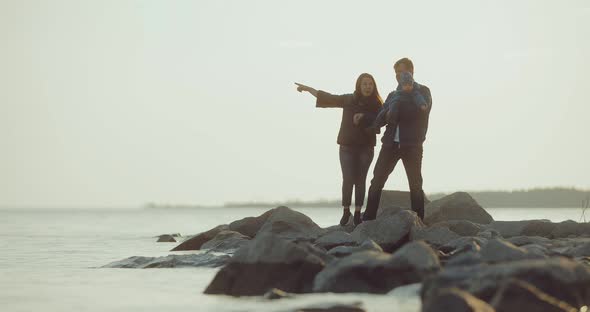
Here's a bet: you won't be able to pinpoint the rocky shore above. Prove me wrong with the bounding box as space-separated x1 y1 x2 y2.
104 191 590 311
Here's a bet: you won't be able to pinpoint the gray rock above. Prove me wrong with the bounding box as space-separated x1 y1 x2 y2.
425 192 493 225
315 231 357 250
486 220 554 238
480 239 546 263
327 240 383 258
256 206 325 241
170 224 229 251
565 241 590 257
507 235 551 246
200 230 250 252
102 252 230 268
421 257 590 308
323 223 356 234
313 241 440 293
351 210 424 252
476 229 501 240
431 220 485 236
410 226 461 247
521 244 551 258
422 288 495 312
440 237 487 254
490 279 578 312
204 232 325 296
551 220 590 238
156 234 177 242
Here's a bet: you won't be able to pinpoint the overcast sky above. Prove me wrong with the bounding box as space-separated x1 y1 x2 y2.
1 0 589 208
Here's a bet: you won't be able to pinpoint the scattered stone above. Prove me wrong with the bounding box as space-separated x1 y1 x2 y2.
440 237 486 254
431 220 484 236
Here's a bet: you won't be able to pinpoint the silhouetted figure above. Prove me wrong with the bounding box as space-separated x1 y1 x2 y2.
363 58 432 221
295 73 383 226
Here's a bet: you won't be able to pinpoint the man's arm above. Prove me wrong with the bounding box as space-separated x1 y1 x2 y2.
413 85 432 112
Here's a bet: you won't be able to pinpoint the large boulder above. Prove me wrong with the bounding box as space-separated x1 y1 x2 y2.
102 253 230 268
351 210 424 252
170 224 229 251
489 278 578 312
204 232 325 296
256 206 325 241
425 192 493 225
422 288 495 312
313 241 440 293
200 230 250 252
421 258 590 308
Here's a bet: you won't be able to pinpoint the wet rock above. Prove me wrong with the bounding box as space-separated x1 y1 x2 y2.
565 241 590 257
506 236 551 246
102 252 230 268
489 278 577 312
477 229 501 240
170 224 229 251
291 302 365 312
351 210 424 252
313 241 440 293
421 257 590 308
422 288 495 312
204 232 325 296
425 192 493 225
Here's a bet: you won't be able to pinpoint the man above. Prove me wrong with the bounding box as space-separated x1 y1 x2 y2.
362 58 432 220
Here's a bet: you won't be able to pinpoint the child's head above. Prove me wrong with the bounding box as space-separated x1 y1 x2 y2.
399 72 414 92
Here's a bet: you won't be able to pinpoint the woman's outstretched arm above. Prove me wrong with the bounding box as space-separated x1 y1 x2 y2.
295 82 318 97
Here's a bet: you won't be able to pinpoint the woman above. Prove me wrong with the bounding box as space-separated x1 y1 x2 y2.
295 73 383 226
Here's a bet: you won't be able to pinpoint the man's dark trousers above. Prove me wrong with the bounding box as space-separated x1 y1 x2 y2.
364 143 424 220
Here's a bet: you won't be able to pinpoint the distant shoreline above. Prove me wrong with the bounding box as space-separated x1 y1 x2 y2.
144 187 590 209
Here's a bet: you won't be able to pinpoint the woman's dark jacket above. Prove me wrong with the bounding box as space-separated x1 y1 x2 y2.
315 91 382 146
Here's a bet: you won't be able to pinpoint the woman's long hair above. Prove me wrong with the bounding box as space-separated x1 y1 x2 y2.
354 73 383 106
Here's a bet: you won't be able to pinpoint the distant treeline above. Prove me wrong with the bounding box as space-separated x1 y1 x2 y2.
430 187 590 208
145 187 590 209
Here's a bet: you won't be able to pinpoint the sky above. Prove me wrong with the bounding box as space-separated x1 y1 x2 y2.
1 0 589 208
